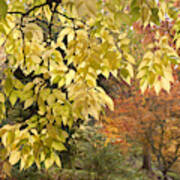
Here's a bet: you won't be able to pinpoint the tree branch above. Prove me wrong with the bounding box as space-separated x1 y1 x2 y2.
8 2 48 17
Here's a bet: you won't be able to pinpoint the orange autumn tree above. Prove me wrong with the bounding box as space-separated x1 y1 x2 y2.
101 73 180 178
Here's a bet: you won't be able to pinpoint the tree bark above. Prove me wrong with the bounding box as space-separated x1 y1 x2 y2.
141 144 158 179
162 170 168 180
142 144 152 171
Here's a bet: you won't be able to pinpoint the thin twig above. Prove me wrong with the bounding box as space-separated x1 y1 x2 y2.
55 10 86 25
48 3 59 40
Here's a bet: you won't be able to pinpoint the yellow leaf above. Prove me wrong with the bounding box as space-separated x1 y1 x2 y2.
164 66 174 83
25 155 34 169
35 159 41 170
40 88 50 101
154 80 161 94
161 77 170 93
85 0 97 16
0 93 5 103
120 38 130 45
24 97 34 109
20 157 26 170
158 2 166 21
45 156 54 169
75 0 97 17
4 78 13 96
88 106 99 120
9 91 18 107
52 141 67 151
47 94 56 106
118 33 127 39
6 131 14 145
31 55 42 64
2 132 7 147
58 78 65 88
86 74 97 87
53 152 62 168
24 82 34 91
140 80 148 93
144 52 154 61
24 23 43 42
125 53 135 64
127 64 134 77
138 60 148 70
102 69 110 78
103 94 114 111
66 70 75 86
9 151 21 165
141 4 150 24
44 6 52 22
3 161 11 177
111 70 118 78
58 27 73 45
136 69 146 79
13 79 24 89
40 151 45 162
176 38 180 49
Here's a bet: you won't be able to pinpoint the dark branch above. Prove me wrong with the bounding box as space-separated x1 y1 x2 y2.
55 10 86 25
48 3 59 40
8 2 48 17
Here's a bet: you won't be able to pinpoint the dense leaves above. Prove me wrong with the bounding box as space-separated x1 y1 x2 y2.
101 73 180 178
0 0 180 172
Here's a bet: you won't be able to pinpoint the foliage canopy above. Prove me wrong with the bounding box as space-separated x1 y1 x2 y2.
0 0 180 171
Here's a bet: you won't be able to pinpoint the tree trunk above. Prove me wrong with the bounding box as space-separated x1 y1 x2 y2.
142 144 152 171
141 144 158 179
162 170 168 180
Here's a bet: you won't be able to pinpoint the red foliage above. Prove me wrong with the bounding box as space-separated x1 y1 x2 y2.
101 72 180 147
133 20 180 55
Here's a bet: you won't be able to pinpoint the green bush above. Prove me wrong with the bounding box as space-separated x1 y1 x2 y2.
59 125 150 180
9 125 150 180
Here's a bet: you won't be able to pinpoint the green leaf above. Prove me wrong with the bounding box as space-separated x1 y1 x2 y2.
130 0 139 9
149 73 155 85
0 0 8 20
120 68 129 78
115 11 131 26
151 8 160 25
4 78 13 96
130 7 140 23
141 4 149 23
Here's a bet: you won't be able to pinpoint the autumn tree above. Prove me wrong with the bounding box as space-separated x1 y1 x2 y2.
0 0 179 174
101 74 180 179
